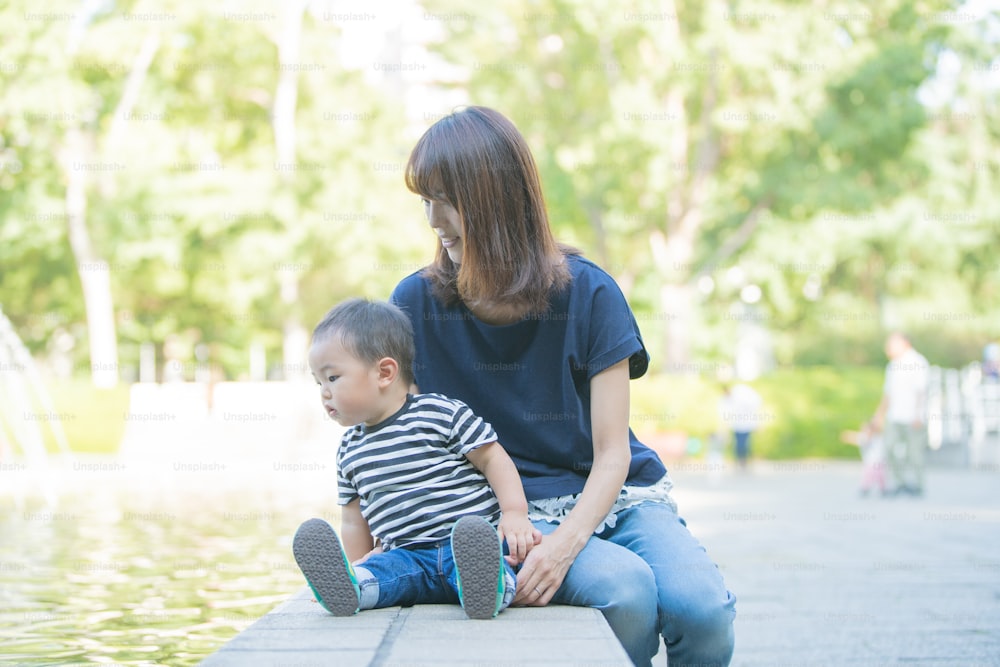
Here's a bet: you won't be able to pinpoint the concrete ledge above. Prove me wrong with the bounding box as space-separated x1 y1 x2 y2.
200 587 632 666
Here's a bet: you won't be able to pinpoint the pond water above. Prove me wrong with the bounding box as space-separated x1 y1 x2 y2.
0 461 338 666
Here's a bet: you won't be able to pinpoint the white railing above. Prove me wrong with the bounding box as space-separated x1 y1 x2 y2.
927 363 1000 467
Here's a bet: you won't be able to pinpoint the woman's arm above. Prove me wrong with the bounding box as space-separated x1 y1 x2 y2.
872 393 888 430
340 498 376 562
512 358 632 606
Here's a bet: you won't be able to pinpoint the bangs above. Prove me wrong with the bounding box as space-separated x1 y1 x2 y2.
405 124 456 205
407 106 572 312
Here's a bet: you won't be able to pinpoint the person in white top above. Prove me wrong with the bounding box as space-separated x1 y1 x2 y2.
873 332 929 496
719 382 764 470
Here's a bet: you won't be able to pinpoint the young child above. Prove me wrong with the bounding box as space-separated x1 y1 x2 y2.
840 421 887 497
293 298 540 619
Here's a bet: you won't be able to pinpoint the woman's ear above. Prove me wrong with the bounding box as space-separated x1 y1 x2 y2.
376 357 400 387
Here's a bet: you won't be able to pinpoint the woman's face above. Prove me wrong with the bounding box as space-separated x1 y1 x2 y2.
423 196 463 265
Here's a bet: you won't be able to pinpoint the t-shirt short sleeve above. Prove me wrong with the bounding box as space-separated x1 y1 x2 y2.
581 271 649 381
446 398 499 457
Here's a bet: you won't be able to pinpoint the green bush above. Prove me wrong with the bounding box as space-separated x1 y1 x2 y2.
752 366 884 459
27 379 130 455
631 366 885 460
15 367 883 459
630 373 719 438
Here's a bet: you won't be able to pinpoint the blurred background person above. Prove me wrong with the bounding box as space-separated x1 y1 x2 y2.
873 332 929 497
719 381 764 471
982 342 999 383
840 420 887 497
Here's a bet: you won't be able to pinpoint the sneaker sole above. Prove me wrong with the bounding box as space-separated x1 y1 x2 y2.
292 518 359 616
451 516 502 620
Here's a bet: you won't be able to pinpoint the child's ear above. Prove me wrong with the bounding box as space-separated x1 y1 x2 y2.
376 357 399 387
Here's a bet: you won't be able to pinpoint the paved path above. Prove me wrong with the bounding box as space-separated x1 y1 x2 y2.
199 589 631 666
661 460 1000 666
200 460 1000 666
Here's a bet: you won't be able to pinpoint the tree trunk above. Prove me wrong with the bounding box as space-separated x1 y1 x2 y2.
654 0 721 369
59 33 160 388
64 128 119 388
659 283 696 373
274 1 309 380
585 205 611 271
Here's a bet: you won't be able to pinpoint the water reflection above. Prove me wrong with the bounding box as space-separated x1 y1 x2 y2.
0 468 337 666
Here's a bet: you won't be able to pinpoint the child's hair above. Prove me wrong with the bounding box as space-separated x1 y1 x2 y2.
312 298 415 385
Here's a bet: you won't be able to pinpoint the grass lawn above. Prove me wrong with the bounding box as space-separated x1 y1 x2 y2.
631 366 885 459
17 378 131 455
7 366 883 458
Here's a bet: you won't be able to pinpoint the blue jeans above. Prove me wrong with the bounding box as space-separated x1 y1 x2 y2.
734 431 751 464
355 540 517 610
536 501 736 667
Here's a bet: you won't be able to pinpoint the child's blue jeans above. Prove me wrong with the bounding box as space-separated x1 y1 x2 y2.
354 539 517 611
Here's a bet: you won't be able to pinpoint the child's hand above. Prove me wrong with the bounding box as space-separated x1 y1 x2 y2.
497 511 543 566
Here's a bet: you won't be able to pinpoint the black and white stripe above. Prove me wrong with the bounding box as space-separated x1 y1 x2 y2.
337 394 501 550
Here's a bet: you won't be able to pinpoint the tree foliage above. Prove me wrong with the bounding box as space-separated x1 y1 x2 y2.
1 0 997 380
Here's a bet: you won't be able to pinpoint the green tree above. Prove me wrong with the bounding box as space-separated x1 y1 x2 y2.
416 0 970 369
1 1 428 381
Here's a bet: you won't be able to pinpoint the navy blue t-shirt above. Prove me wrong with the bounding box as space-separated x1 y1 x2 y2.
390 254 667 500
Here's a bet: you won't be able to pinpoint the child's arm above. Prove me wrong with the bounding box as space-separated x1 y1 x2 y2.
466 441 542 565
340 498 376 563
839 430 862 446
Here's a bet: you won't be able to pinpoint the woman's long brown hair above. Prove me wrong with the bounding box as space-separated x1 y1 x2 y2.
405 106 572 314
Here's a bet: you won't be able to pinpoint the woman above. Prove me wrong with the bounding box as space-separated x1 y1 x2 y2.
390 106 735 667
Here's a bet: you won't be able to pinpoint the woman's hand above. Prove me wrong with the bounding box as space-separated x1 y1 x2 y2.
497 511 542 565
510 528 584 607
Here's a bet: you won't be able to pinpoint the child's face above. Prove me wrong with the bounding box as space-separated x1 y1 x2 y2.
308 335 384 427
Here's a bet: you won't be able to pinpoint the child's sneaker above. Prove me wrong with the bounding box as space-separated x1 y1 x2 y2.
292 518 360 616
450 515 505 619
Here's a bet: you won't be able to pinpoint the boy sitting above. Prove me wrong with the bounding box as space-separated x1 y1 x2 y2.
293 298 540 619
